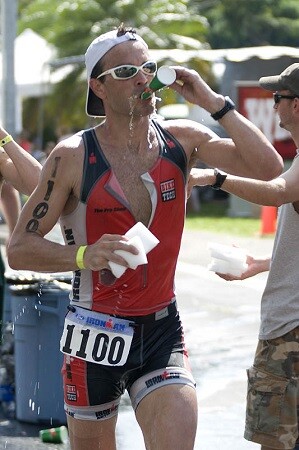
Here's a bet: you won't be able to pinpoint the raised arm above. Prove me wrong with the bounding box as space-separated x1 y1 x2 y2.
171 67 283 180
0 182 21 239
0 127 41 195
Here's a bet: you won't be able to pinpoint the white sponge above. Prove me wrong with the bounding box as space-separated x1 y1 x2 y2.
108 223 159 278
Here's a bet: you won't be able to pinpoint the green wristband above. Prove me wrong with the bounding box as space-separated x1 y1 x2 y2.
76 245 87 270
0 135 13 147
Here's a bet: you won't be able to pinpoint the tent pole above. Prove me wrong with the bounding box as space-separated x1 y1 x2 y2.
1 0 17 135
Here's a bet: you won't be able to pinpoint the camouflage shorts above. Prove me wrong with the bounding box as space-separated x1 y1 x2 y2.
244 327 299 449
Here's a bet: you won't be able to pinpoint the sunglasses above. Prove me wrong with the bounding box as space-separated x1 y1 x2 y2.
97 61 157 80
273 92 298 104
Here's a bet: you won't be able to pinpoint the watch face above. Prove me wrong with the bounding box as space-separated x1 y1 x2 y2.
211 171 227 190
225 96 235 109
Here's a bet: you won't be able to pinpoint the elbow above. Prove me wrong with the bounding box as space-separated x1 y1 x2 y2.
271 188 288 208
7 250 17 270
262 157 284 181
7 241 23 270
272 198 284 208
263 167 283 182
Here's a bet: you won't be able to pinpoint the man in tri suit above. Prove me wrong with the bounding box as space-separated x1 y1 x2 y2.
8 24 283 450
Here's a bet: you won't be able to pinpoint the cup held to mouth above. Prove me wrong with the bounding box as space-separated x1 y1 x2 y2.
141 66 176 99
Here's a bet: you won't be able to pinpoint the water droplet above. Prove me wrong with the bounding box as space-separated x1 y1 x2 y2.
128 96 137 149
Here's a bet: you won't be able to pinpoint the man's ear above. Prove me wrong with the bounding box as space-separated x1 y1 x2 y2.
89 78 106 100
293 97 299 112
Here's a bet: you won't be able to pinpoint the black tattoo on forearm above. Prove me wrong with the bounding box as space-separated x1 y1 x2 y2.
51 157 60 178
25 157 61 232
44 180 54 201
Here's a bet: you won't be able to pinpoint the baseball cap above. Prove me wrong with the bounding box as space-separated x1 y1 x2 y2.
259 63 299 95
85 28 148 117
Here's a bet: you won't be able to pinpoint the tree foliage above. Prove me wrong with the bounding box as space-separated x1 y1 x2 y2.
194 0 299 48
17 0 299 139
19 0 208 54
18 0 209 137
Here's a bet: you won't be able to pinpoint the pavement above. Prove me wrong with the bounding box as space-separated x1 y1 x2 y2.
0 222 275 449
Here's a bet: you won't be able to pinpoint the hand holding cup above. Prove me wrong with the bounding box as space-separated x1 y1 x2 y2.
141 66 176 99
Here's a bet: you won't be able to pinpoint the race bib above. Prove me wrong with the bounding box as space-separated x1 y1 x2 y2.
60 307 134 366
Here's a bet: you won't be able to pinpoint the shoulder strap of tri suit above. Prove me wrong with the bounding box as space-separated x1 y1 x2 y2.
151 119 188 182
80 128 109 203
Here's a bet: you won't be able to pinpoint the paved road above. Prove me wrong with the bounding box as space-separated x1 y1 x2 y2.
0 226 275 449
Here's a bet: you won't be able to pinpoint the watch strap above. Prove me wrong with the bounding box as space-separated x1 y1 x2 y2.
211 168 227 190
211 96 235 121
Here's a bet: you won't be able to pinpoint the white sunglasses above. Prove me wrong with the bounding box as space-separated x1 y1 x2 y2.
97 61 157 80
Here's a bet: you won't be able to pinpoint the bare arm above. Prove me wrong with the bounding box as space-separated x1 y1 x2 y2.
0 182 21 238
188 154 299 207
170 67 283 180
8 142 138 273
0 127 41 195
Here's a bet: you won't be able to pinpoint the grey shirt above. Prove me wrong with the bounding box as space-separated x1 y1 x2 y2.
259 195 299 340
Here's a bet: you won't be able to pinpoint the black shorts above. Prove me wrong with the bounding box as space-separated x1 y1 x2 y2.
62 301 195 421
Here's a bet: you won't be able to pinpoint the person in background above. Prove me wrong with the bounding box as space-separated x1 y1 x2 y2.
8 24 282 450
188 63 299 450
0 182 21 335
0 126 41 196
0 182 21 243
0 125 41 341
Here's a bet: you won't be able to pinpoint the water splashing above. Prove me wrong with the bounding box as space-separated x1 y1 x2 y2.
128 96 138 149
147 127 153 150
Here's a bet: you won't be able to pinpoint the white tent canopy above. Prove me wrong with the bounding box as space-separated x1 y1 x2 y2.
0 28 56 99
14 28 55 97
0 29 70 132
3 29 299 95
150 45 299 63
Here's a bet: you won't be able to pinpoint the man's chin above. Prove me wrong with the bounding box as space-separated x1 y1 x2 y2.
279 121 286 130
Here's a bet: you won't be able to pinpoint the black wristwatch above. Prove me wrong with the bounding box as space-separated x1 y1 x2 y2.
211 96 235 121
211 168 227 190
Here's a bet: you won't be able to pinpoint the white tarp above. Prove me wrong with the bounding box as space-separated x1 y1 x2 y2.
0 28 72 131
150 45 299 63
5 29 299 95
0 28 56 98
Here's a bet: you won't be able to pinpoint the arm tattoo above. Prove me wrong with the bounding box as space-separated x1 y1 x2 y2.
25 156 61 232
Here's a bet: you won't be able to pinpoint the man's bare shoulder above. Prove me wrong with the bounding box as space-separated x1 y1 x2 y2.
159 117 217 137
56 130 85 151
156 117 219 157
42 131 85 178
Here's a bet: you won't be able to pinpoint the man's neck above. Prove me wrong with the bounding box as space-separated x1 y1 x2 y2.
97 115 153 151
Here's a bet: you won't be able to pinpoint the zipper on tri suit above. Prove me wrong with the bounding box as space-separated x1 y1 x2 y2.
141 265 148 288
